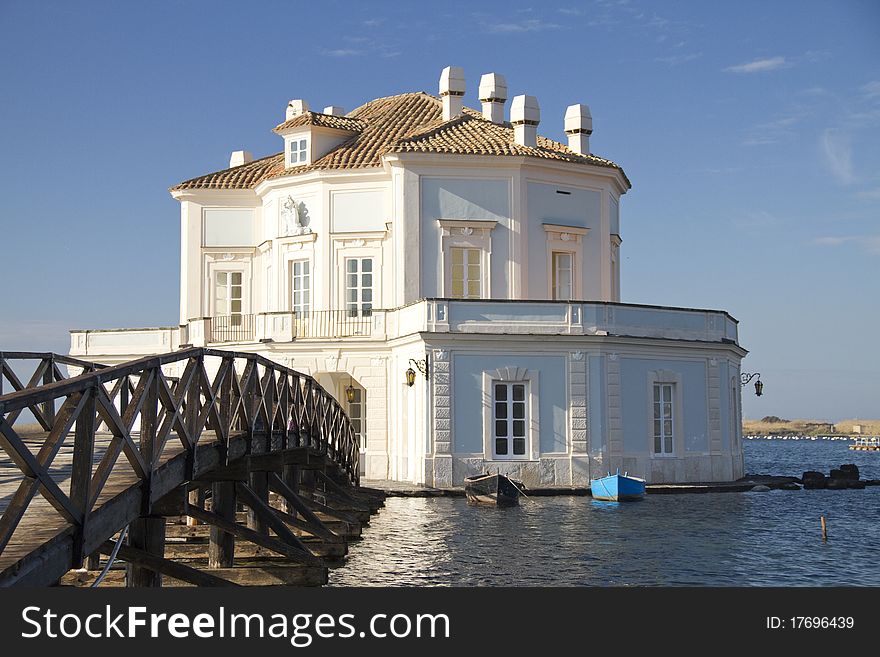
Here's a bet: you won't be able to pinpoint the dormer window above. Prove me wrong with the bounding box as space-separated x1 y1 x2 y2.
288 137 308 166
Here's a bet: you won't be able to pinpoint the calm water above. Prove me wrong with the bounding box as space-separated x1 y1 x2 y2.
329 440 880 586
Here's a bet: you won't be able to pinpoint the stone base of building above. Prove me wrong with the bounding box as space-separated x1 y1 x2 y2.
615 453 744 483
425 455 590 488
424 452 744 488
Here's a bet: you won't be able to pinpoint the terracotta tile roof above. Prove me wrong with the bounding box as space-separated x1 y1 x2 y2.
395 107 629 183
272 111 366 134
171 92 630 191
171 152 285 191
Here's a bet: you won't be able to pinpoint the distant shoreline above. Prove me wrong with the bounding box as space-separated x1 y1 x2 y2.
743 417 879 437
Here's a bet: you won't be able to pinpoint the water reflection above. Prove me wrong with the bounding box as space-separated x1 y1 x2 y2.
330 441 880 586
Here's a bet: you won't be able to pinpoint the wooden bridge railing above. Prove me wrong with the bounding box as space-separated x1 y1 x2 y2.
0 348 359 583
0 351 106 427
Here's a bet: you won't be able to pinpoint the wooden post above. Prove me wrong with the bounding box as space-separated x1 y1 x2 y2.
126 516 166 587
186 487 204 527
41 356 55 427
209 481 236 568
246 424 270 534
247 470 270 534
139 371 159 515
281 464 301 518
300 467 316 491
69 387 96 567
821 515 828 542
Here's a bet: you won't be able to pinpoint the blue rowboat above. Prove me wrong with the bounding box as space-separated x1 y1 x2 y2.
590 470 646 502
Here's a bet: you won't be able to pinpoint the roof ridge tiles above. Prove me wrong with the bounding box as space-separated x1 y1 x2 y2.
171 91 630 192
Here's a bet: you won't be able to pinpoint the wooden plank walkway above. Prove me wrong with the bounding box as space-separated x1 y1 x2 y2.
1 429 385 586
0 429 186 581
0 349 374 587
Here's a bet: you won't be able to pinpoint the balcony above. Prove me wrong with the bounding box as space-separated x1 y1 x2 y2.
412 299 739 343
196 310 385 344
70 299 739 358
210 314 255 343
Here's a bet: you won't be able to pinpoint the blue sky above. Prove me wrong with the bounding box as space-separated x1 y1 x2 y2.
0 0 877 420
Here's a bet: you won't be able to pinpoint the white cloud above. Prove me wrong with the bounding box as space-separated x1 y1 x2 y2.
322 48 363 57
812 235 880 255
821 130 855 184
724 56 787 74
742 110 809 146
813 236 852 246
860 81 880 99
487 19 564 33
742 136 780 146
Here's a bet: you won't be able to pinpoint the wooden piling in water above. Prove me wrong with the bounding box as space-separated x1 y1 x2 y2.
187 487 204 527
209 481 236 568
126 516 166 587
821 515 827 541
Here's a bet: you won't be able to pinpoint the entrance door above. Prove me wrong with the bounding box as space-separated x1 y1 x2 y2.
347 386 366 477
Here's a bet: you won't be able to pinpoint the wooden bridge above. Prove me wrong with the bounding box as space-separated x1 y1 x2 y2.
0 348 383 587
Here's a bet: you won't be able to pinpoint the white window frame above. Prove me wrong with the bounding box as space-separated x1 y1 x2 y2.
213 269 244 320
204 255 252 319
481 367 540 462
344 256 374 316
333 241 383 314
551 250 575 300
653 383 675 455
287 135 309 166
491 381 529 459
449 246 482 299
289 259 311 316
543 223 588 301
646 369 684 457
438 219 497 299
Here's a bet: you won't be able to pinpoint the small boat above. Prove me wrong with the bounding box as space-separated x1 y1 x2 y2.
590 470 646 502
464 472 523 507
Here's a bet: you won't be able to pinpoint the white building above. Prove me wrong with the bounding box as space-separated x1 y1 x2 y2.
70 67 747 487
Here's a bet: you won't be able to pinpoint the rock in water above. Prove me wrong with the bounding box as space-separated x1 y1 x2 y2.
750 484 771 492
781 482 802 490
802 471 827 489
827 478 849 490
839 464 860 480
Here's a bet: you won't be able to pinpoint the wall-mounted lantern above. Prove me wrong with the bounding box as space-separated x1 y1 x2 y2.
345 378 356 403
406 357 429 386
741 372 763 397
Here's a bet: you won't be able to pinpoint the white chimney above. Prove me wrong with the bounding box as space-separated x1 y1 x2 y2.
564 104 593 155
510 95 540 147
229 150 253 168
323 105 345 116
285 99 310 120
478 73 507 123
439 66 465 121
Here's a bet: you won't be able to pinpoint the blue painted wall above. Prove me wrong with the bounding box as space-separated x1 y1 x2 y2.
526 182 601 299
619 358 709 453
420 178 511 298
451 353 567 455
